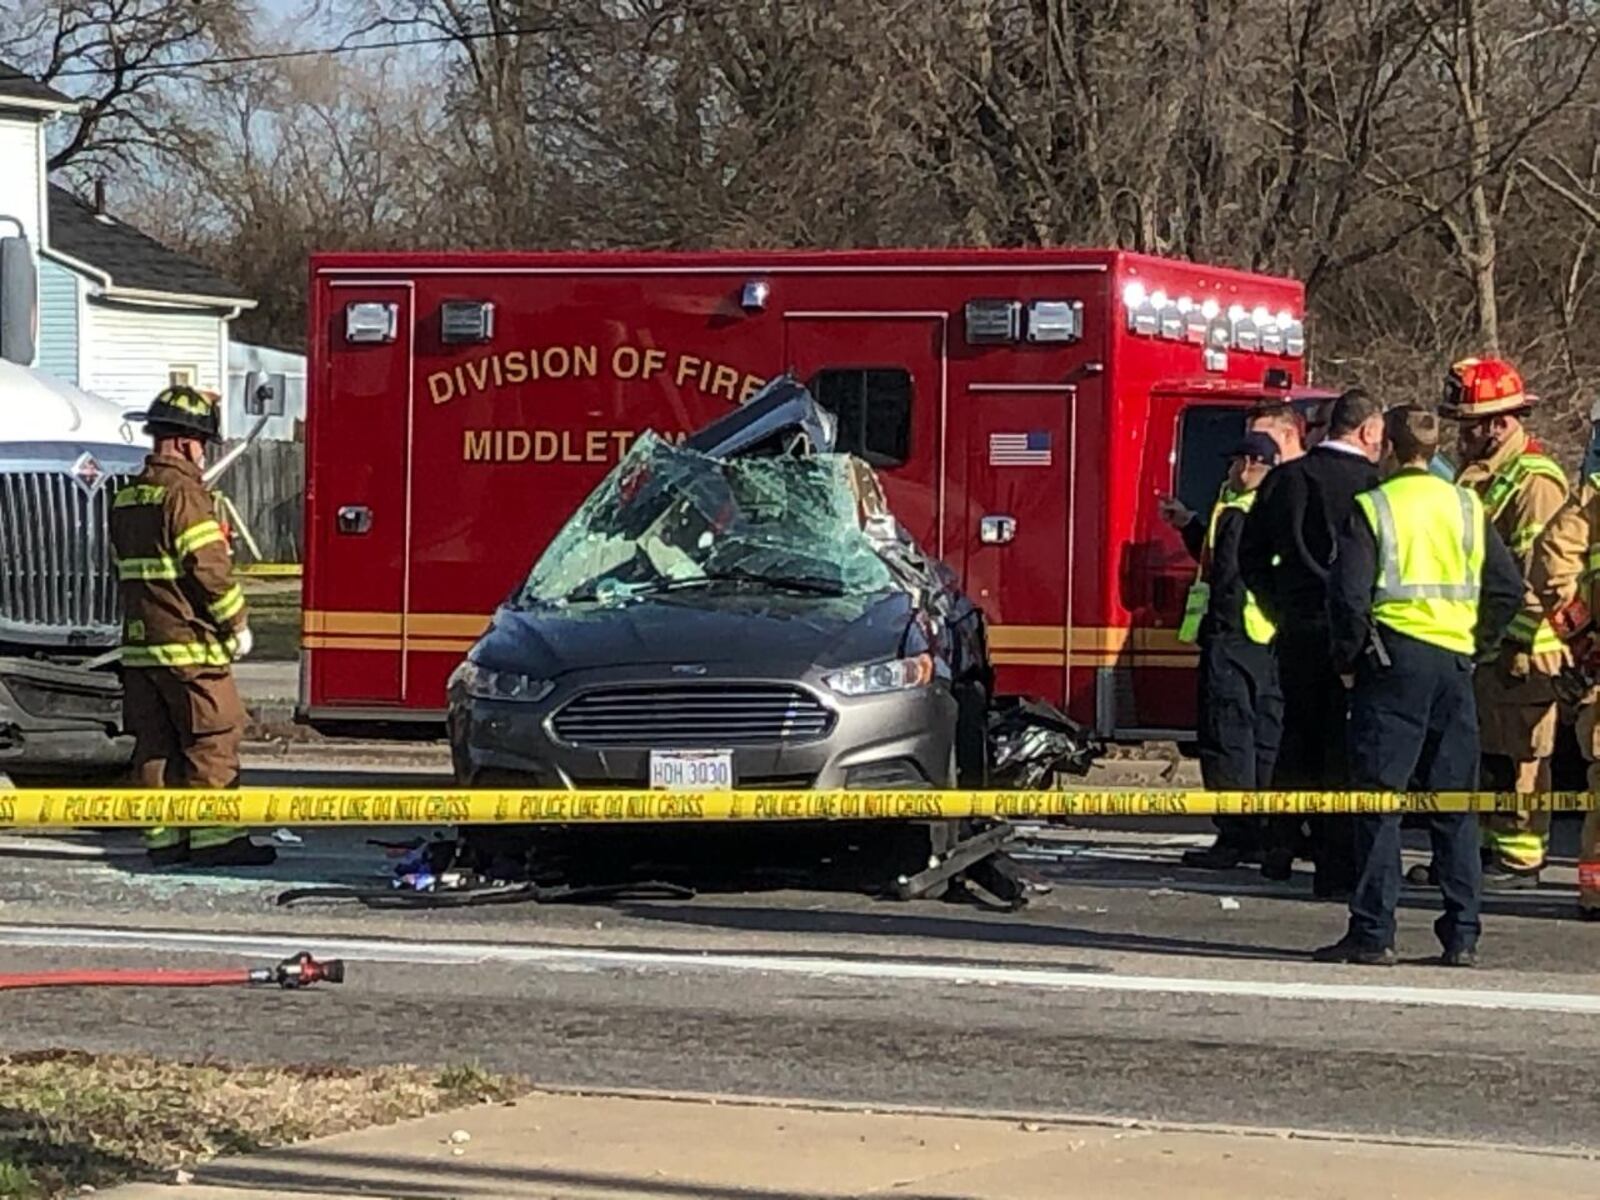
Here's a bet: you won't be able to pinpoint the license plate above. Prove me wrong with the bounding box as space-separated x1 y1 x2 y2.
649 750 733 791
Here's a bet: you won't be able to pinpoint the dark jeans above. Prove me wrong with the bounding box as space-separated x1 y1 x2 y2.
1273 626 1357 886
1345 629 1483 953
1197 634 1283 852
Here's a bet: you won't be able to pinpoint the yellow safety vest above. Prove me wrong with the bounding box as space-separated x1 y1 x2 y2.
1355 473 1485 656
1178 488 1275 646
1478 451 1567 655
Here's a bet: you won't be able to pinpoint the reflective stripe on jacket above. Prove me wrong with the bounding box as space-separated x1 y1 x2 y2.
110 453 248 670
1457 432 1568 654
1356 473 1486 656
1178 487 1275 646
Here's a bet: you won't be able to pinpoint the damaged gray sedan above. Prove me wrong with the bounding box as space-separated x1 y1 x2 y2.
447 394 993 792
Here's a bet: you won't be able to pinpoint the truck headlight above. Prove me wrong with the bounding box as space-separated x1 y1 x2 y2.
450 661 554 703
824 654 935 697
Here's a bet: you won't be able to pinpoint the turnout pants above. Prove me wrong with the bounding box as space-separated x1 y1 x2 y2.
1572 701 1600 916
124 666 246 851
1475 657 1557 871
1273 627 1357 888
1196 634 1283 852
1345 631 1482 953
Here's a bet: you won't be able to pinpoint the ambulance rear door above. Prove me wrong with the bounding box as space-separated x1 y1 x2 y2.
1121 389 1324 734
304 281 414 711
958 384 1076 709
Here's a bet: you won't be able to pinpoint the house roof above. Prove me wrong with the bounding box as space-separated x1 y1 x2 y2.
0 60 75 109
47 185 254 308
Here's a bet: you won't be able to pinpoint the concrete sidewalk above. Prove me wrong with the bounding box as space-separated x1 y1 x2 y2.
104 1090 1595 1199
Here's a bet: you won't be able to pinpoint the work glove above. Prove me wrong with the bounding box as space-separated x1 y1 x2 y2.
231 625 254 661
1552 633 1600 708
1157 495 1195 530
1529 644 1574 678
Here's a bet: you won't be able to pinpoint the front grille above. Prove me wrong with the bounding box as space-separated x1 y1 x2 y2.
0 471 124 642
568 773 818 789
553 684 835 748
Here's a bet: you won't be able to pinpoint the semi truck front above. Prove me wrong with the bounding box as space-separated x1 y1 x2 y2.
0 357 144 775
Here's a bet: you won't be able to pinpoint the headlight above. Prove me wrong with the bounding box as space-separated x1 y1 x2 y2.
824 654 935 697
450 660 554 703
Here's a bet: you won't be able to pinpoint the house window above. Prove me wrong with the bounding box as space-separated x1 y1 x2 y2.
168 365 199 387
811 368 913 468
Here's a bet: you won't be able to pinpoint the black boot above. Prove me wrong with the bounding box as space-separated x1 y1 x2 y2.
190 838 277 868
1312 936 1396 966
145 842 190 867
1259 846 1295 882
1182 841 1246 870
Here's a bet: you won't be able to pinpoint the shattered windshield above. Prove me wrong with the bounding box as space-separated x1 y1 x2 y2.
516 433 900 606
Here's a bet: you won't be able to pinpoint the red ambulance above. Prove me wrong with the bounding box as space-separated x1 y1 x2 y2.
303 248 1318 740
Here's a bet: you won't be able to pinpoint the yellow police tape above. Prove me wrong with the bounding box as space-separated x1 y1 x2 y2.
2 788 1600 828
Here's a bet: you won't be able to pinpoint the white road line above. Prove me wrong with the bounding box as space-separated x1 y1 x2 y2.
3 923 1599 1015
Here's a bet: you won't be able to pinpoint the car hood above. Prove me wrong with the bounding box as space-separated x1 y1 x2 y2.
473 589 916 679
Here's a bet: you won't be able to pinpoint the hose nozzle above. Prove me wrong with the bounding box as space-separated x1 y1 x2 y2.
268 952 346 988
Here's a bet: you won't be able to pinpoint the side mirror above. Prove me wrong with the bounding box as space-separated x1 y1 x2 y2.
0 233 37 366
244 370 287 417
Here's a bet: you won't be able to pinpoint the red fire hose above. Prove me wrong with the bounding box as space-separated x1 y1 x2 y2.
0 951 345 991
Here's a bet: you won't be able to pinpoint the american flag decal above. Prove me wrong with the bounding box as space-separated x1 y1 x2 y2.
989 430 1052 467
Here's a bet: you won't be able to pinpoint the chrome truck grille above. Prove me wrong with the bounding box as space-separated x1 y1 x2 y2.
0 469 125 644
553 684 835 748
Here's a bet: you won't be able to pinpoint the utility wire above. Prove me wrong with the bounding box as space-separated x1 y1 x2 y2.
29 23 567 80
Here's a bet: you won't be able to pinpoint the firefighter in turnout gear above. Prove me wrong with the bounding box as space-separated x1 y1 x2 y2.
1319 407 1523 966
1527 396 1600 920
1441 358 1569 887
110 385 273 867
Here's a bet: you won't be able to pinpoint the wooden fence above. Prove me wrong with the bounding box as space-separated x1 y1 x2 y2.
217 437 304 564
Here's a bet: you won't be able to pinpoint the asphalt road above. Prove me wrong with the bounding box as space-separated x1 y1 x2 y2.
3 755 1600 1153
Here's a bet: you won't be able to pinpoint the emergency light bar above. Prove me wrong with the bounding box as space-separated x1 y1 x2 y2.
1121 283 1302 358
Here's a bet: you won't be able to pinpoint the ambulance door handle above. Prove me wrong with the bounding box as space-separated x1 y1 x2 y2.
980 515 1016 545
337 505 373 535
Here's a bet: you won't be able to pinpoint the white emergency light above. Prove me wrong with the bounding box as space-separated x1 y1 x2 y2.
1282 315 1305 357
1154 292 1184 340
965 298 1022 344
1025 300 1083 343
345 301 398 345
1229 304 1260 352
741 280 770 312
441 300 495 344
1122 283 1158 336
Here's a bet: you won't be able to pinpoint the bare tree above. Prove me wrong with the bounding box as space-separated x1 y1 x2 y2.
0 0 253 174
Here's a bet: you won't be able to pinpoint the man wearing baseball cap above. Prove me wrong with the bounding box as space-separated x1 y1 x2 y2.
1163 430 1283 870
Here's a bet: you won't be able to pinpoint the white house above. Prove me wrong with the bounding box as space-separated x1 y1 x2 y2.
0 60 256 429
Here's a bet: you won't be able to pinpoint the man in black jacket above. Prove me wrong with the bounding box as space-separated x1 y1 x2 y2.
1240 389 1385 896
